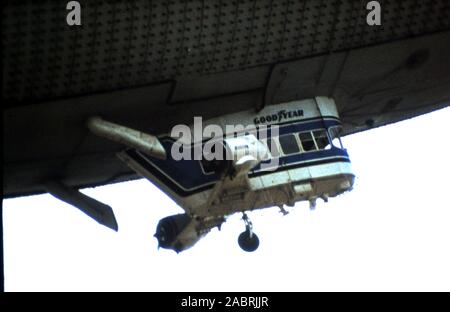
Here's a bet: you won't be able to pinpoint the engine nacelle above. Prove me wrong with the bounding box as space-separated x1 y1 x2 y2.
224 134 270 164
224 135 271 177
154 214 201 253
202 135 271 176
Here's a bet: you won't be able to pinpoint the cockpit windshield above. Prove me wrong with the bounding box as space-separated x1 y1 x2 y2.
328 126 344 149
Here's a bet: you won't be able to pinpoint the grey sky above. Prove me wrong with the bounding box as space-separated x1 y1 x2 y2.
3 106 450 291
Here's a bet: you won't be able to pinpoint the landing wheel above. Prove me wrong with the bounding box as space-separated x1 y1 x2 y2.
238 230 259 252
238 213 259 252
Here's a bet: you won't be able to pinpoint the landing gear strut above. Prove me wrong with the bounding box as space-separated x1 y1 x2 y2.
238 213 259 252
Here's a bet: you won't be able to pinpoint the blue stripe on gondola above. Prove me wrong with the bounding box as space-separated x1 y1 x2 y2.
127 149 350 197
126 149 217 197
251 148 350 172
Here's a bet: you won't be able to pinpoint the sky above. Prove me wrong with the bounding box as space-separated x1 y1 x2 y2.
3 106 450 292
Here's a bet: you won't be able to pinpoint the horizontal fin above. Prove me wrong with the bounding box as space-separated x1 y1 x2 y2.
45 181 118 231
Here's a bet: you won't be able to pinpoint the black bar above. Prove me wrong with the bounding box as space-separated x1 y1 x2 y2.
1 198 4 292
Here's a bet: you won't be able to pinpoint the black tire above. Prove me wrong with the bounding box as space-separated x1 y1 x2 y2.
238 230 260 252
